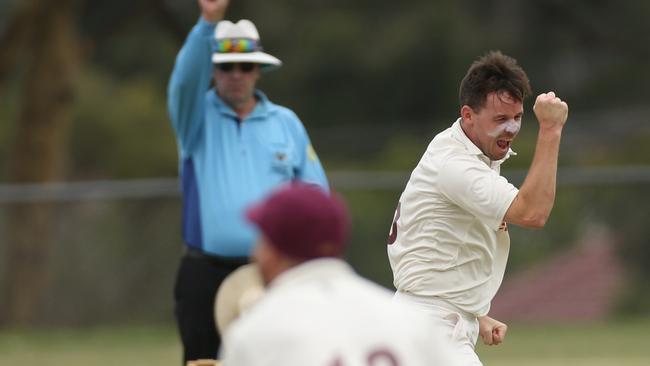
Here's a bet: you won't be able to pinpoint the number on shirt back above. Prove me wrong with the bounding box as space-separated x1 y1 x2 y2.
387 202 401 245
330 348 400 366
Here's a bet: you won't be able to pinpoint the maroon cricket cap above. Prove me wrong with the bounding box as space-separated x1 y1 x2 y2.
246 183 350 259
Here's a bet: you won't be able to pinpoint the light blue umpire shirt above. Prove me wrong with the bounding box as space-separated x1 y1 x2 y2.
167 18 329 257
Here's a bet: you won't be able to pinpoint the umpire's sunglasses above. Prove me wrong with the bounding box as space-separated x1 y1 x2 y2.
216 62 257 73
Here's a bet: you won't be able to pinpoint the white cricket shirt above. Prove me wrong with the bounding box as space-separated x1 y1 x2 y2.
221 258 459 366
387 119 519 317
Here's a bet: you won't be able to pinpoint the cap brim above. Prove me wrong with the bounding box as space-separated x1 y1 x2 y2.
215 263 264 336
212 52 282 71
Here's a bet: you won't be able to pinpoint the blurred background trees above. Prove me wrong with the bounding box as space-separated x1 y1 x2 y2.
1 0 649 326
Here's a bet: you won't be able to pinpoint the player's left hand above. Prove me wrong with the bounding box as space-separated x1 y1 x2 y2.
478 315 508 346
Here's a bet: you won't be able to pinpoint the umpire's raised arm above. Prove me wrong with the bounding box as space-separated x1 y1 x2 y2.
167 0 229 154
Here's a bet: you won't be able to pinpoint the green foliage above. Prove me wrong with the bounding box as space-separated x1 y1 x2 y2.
68 70 178 179
3 0 650 178
86 19 178 91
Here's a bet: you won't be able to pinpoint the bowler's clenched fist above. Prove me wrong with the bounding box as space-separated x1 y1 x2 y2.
533 91 569 129
478 316 508 346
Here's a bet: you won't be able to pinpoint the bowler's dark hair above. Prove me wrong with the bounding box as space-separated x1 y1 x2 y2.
459 51 532 111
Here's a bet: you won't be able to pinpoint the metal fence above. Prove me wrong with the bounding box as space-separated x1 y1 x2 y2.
0 166 648 326
2 165 650 203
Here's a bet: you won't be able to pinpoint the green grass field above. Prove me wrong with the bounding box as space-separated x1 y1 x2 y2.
477 319 650 366
1 319 649 365
0 325 180 366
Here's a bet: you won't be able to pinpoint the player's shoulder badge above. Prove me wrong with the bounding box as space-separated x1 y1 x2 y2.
306 144 319 162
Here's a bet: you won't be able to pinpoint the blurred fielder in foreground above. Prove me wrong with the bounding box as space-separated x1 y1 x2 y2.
221 183 458 366
167 0 327 362
387 51 568 364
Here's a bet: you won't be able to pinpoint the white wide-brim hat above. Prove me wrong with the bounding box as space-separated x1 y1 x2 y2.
212 19 282 71
214 263 265 336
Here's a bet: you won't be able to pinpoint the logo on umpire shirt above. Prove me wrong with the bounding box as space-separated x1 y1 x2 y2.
307 144 318 162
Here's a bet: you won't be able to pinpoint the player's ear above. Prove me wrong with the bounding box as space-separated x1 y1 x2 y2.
460 105 473 124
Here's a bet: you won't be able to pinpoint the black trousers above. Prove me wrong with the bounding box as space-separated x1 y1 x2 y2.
174 248 248 364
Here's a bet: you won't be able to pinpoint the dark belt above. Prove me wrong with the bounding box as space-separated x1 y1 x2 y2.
184 247 249 267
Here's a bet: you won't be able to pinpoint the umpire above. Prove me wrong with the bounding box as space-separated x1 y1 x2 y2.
166 0 328 363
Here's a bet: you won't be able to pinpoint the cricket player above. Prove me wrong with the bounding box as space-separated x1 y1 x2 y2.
221 183 458 366
387 51 569 364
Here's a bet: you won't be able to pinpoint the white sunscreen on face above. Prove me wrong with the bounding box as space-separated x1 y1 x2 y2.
487 119 521 137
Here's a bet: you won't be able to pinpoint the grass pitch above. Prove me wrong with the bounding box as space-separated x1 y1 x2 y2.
1 319 649 365
477 319 650 365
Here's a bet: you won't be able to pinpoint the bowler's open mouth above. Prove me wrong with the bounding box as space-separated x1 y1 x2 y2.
497 140 511 149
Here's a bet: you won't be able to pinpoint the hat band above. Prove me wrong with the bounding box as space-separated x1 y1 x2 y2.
215 38 262 53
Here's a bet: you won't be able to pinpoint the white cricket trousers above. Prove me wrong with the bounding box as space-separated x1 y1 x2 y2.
393 291 483 366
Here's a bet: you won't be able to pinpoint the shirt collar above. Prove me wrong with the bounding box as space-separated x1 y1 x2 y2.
269 258 354 290
450 118 517 165
211 89 271 120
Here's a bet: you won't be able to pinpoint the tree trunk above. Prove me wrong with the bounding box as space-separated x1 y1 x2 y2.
1 0 80 325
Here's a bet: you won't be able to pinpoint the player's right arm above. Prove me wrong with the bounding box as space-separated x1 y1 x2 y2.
167 0 228 153
504 91 568 228
478 315 508 346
